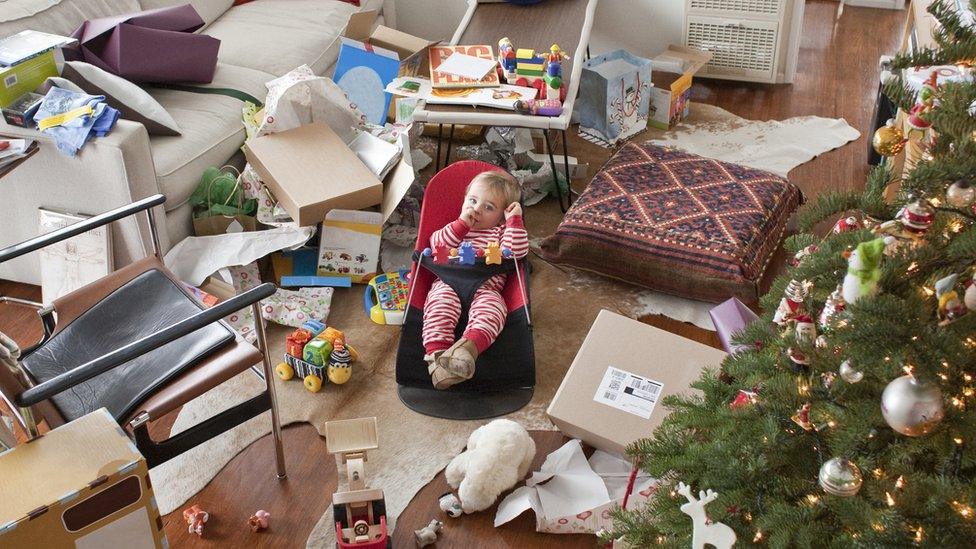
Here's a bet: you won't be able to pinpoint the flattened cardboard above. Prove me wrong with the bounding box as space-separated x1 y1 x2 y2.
546 310 727 456
243 122 384 227
0 408 166 548
648 44 711 130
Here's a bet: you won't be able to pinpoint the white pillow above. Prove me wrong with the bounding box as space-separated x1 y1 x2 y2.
61 61 181 136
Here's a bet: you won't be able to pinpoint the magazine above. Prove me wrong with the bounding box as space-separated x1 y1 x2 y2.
428 44 499 89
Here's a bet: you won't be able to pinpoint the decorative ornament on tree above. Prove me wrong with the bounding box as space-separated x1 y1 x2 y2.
832 215 860 234
964 274 976 310
792 403 814 431
790 244 819 267
773 279 809 325
794 314 817 345
906 71 938 137
838 360 863 383
946 179 975 208
881 375 945 437
935 273 968 324
675 482 736 549
872 119 906 157
818 286 847 329
900 199 935 234
818 458 863 497
841 238 885 303
730 388 758 409
787 347 810 374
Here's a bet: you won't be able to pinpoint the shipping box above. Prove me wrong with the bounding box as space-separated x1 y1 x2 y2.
243 122 385 227
648 45 711 130
0 408 167 548
547 309 727 456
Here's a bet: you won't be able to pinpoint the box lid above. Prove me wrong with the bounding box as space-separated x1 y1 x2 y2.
546 310 726 455
243 122 384 227
652 44 711 92
343 11 438 61
0 408 142 525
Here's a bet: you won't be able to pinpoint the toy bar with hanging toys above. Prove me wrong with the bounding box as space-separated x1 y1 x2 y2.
275 321 360 392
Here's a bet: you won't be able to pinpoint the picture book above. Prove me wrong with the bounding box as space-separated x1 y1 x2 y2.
37 208 113 304
426 83 538 110
428 44 499 89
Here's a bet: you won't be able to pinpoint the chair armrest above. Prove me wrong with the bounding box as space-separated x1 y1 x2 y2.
16 283 276 408
0 194 166 264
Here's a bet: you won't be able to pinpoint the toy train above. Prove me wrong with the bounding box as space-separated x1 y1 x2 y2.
274 320 358 392
498 38 567 107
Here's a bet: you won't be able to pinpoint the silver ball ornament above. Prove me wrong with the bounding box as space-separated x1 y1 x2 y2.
946 179 975 208
838 360 863 383
818 458 863 497
881 375 945 437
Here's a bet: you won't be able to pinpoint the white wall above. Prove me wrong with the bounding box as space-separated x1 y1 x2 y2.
390 0 685 59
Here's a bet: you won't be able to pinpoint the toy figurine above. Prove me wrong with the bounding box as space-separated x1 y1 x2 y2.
832 216 859 234
791 403 813 431
794 314 817 345
458 241 476 265
327 339 353 384
433 245 450 264
183 505 209 537
965 274 976 311
841 238 885 304
546 43 567 64
935 273 967 324
484 240 502 265
515 98 562 117
248 510 270 532
287 329 313 357
773 279 809 326
327 417 390 548
906 71 937 137
438 492 462 518
414 519 443 547
498 37 517 81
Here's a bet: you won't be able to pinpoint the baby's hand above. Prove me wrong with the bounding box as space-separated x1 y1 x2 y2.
505 202 522 220
460 208 477 227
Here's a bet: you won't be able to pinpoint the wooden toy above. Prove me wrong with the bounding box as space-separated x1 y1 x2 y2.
498 37 517 81
414 519 443 547
248 510 270 532
183 505 209 537
328 340 354 384
327 417 390 549
458 242 476 265
433 245 450 264
515 48 545 85
485 240 502 265
449 247 459 261
365 269 410 325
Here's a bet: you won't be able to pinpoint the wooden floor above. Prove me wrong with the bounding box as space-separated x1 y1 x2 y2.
0 2 904 547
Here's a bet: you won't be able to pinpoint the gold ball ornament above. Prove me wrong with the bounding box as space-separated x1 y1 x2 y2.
872 123 906 157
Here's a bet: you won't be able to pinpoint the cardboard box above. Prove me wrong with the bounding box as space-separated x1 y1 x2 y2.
337 10 438 123
2 91 44 126
243 122 384 226
0 409 167 548
0 50 57 107
648 45 711 130
546 310 727 456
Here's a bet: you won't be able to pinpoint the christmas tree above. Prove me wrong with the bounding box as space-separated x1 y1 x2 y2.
605 1 976 546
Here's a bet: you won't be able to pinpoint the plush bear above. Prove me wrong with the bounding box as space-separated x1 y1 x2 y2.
445 419 536 513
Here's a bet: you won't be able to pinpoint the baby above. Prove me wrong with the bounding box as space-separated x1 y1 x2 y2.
423 171 528 389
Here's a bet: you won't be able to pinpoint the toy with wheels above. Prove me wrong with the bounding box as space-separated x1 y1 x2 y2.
275 325 360 392
327 417 390 549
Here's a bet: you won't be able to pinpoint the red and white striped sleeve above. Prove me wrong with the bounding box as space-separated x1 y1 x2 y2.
501 215 529 259
429 218 470 249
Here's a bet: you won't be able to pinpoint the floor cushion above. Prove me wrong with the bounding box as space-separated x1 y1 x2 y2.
540 143 804 303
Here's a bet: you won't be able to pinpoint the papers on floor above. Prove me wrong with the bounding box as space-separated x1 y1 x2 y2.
434 52 497 80
348 130 402 180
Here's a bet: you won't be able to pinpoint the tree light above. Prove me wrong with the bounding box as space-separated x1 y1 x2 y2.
914 526 924 543
952 501 973 519
895 476 905 489
753 531 764 542
886 492 896 507
806 494 820 505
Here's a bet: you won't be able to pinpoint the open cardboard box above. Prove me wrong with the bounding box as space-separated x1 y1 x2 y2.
546 310 727 457
648 44 712 130
243 122 415 227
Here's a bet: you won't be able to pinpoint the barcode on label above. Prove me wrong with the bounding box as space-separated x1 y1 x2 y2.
3 74 17 87
603 391 617 401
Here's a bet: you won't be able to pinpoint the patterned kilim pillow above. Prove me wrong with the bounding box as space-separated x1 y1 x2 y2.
540 143 804 303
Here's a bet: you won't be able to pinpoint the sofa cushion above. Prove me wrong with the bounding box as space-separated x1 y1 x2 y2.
138 0 234 27
202 0 380 76
0 0 141 37
540 143 804 303
147 63 273 212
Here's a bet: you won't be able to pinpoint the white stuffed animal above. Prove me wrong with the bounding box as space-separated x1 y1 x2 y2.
445 419 536 513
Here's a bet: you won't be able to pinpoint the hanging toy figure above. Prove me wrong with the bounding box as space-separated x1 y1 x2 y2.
675 482 736 549
773 279 810 325
905 70 938 138
842 238 885 303
935 274 967 324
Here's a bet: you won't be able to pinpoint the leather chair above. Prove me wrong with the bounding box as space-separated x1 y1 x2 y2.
0 194 286 477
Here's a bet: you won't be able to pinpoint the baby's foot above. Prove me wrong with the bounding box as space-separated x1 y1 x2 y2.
438 338 477 380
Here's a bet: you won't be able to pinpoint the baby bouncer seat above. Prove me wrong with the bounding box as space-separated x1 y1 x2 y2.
396 161 535 420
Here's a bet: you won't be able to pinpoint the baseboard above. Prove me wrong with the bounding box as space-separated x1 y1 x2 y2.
843 0 905 9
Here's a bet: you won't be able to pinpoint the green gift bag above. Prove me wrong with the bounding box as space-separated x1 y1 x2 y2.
190 165 259 235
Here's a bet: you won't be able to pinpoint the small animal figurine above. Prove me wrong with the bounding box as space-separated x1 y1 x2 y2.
676 482 736 549
841 238 885 304
327 339 353 384
449 247 459 262
484 240 502 265
433 245 450 265
183 505 209 537
438 492 462 518
414 519 443 547
248 509 270 532
458 241 476 265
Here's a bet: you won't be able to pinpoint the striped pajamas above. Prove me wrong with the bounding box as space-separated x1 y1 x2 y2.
423 216 529 354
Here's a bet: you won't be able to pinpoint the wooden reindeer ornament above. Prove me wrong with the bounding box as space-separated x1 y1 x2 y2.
676 482 736 549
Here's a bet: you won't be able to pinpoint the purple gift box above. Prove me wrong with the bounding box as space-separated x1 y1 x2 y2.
709 297 759 355
67 4 219 84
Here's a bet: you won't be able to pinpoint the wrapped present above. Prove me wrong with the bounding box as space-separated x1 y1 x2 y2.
709 298 759 355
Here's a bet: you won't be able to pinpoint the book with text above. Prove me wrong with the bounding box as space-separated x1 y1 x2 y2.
428 44 499 89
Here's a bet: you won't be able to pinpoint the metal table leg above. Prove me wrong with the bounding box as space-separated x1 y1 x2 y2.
435 124 443 172
544 130 569 213
444 124 456 167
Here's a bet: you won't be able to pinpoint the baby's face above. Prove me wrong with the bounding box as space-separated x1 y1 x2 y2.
462 181 506 230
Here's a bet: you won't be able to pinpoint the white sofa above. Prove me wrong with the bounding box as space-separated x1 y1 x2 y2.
0 0 389 284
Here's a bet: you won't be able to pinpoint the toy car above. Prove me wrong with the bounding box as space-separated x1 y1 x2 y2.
327 418 390 549
275 325 359 392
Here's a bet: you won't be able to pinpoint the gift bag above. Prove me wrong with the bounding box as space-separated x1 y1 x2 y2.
575 50 652 147
67 4 219 83
190 166 258 236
